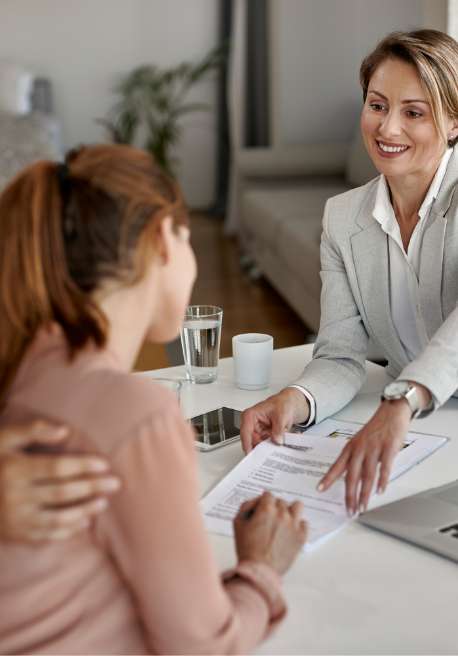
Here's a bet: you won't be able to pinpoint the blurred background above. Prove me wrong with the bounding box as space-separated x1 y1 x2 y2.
0 0 455 369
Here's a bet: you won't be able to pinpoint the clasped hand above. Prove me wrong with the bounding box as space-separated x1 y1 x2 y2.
0 421 120 542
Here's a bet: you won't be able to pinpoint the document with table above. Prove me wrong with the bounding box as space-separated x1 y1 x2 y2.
201 418 448 549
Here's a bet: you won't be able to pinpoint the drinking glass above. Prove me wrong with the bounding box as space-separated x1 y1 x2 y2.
153 378 182 402
180 305 223 383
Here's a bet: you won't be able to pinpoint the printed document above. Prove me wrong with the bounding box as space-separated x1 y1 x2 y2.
201 418 447 549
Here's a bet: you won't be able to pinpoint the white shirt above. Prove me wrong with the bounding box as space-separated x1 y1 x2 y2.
291 148 452 427
373 148 452 360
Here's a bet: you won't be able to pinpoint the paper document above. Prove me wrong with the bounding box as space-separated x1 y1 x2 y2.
201 419 447 549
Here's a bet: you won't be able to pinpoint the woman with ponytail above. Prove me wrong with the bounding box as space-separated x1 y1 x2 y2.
0 144 306 654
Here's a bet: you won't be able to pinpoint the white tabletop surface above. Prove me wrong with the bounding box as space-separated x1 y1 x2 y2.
142 345 458 655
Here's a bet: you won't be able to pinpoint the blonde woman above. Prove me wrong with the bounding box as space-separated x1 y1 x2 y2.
241 30 458 514
0 145 306 654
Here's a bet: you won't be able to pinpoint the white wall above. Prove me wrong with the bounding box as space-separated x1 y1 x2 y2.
448 0 458 38
0 0 218 208
272 0 447 146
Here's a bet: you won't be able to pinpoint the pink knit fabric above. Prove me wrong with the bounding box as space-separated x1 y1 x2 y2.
0 326 286 654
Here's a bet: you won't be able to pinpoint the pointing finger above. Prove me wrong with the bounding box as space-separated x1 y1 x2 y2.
358 451 380 512
240 409 258 453
317 447 351 492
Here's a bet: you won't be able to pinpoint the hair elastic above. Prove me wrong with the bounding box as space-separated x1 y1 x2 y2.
56 162 70 190
56 163 77 239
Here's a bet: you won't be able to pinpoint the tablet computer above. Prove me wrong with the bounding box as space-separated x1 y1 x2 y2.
191 406 241 451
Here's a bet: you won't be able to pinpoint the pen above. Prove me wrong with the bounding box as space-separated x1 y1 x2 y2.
242 503 258 520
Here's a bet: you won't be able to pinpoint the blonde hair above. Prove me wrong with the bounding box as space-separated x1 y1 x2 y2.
360 29 458 147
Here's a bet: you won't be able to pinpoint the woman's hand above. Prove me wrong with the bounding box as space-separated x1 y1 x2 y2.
233 491 307 575
240 389 310 453
318 400 411 515
0 421 120 542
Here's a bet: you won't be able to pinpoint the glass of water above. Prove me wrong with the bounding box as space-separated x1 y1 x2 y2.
180 305 223 383
153 378 182 402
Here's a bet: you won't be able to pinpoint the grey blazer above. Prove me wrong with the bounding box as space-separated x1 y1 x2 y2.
297 146 458 423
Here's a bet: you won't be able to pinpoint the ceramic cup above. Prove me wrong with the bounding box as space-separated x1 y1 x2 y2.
232 333 273 390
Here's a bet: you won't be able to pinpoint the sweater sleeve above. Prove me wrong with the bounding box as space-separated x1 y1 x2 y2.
93 400 286 655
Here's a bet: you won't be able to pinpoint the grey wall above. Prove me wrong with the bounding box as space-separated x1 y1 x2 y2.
0 0 218 208
273 0 446 145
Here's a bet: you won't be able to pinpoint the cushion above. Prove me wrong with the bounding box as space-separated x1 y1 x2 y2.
242 179 349 246
277 214 323 292
0 61 34 115
345 129 379 187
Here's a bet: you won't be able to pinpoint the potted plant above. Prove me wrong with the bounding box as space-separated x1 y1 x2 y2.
98 45 225 176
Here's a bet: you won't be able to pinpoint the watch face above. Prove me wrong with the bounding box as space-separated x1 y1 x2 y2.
384 381 410 398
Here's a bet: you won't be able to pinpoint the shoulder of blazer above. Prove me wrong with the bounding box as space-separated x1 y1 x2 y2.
436 146 458 217
323 175 380 240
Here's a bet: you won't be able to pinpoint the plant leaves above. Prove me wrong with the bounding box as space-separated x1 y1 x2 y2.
98 43 227 177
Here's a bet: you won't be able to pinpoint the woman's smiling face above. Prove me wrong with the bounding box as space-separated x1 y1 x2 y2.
361 57 455 181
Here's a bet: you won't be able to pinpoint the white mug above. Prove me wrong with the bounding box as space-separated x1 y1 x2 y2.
232 333 273 390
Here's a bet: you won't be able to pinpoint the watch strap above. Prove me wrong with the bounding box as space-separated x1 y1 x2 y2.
404 384 422 418
382 381 434 419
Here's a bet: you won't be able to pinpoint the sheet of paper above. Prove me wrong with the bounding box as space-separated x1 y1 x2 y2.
202 440 348 549
201 419 447 550
284 418 448 482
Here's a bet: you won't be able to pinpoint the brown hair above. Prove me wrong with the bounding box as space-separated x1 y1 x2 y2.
360 29 458 147
0 144 188 399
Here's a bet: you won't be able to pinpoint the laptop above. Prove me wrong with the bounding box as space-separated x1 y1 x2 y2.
359 479 458 563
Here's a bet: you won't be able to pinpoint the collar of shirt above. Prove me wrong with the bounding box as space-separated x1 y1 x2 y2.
373 147 453 237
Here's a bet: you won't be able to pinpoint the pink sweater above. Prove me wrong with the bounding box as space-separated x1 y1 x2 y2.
0 326 286 655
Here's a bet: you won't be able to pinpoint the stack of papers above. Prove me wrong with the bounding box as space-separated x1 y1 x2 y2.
201 419 447 549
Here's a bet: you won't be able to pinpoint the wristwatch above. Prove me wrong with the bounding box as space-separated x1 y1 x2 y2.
382 380 433 419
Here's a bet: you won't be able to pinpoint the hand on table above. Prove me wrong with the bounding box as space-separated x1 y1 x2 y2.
0 421 120 542
234 491 307 575
240 388 310 453
318 400 411 515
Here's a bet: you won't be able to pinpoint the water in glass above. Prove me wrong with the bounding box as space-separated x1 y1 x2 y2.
181 311 222 383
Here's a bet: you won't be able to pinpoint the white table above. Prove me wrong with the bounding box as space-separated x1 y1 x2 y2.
143 345 458 655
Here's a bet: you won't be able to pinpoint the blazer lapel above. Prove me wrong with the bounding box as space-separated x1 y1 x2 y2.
350 196 408 368
347 147 457 363
419 148 458 337
418 208 447 337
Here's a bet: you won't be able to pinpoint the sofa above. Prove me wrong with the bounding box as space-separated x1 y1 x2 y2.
0 77 61 191
237 131 378 334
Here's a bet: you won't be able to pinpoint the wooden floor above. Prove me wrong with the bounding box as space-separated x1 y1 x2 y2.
134 212 311 371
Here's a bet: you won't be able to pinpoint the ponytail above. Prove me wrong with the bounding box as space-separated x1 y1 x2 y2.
0 144 188 401
0 161 107 400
